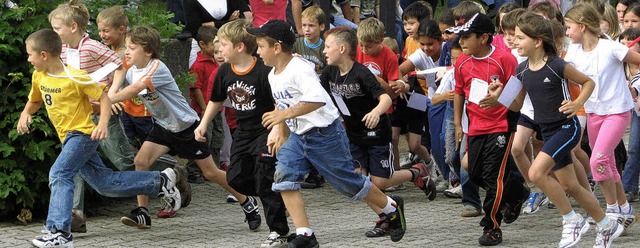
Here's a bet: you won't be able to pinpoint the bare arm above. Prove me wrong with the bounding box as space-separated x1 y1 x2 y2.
92 92 112 140
110 82 148 103
262 102 324 129
17 101 43 134
341 1 353 24
191 88 207 116
431 90 455 106
559 64 595 118
362 93 392 129
624 49 640 65
194 101 223 142
292 0 304 36
453 93 464 149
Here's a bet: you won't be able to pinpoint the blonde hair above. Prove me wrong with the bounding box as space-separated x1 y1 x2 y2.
301 5 326 26
565 3 602 37
97 6 129 29
217 19 257 54
127 26 161 59
383 37 399 54
48 0 90 32
357 17 384 43
602 4 621 40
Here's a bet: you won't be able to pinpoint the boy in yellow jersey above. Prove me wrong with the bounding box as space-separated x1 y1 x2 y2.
19 29 187 248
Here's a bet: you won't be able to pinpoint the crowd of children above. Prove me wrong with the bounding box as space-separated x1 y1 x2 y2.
14 0 640 247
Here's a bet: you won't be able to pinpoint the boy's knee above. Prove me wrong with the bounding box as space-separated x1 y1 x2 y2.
370 176 392 189
133 156 154 170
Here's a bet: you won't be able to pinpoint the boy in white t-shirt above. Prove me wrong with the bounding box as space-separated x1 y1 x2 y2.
247 20 407 247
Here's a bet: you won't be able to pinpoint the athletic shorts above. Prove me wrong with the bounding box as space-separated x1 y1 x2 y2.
350 142 394 179
517 114 543 141
146 121 211 160
391 104 426 135
540 117 581 170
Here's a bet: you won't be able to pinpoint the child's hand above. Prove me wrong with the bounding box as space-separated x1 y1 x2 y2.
91 124 108 140
362 111 380 129
454 126 463 151
17 112 32 134
391 80 408 95
194 124 207 142
262 109 288 129
111 102 124 115
229 10 240 20
559 99 581 118
267 126 287 155
480 79 503 109
443 90 456 101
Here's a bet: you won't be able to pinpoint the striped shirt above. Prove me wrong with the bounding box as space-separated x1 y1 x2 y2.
61 35 122 86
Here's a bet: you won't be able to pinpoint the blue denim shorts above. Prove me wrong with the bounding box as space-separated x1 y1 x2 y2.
272 119 372 200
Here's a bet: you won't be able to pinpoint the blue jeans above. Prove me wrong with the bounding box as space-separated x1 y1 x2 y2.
443 103 458 180
427 99 448 180
330 16 358 30
459 134 482 209
623 113 640 194
48 131 161 233
272 119 372 200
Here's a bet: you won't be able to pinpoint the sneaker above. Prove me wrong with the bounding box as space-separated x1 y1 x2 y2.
594 220 624 248
444 184 462 198
70 210 86 233
424 158 439 184
478 228 502 246
626 191 639 203
386 195 406 242
461 205 482 217
411 162 437 201
158 168 182 212
227 194 239 203
503 188 530 224
589 179 598 193
400 152 421 169
436 180 449 193
558 214 590 248
548 200 557 209
523 192 547 214
32 231 73 248
173 166 192 208
242 196 261 231
156 204 177 218
286 233 319 248
383 183 406 192
622 213 636 236
120 207 151 229
300 174 325 189
365 216 389 237
261 231 287 248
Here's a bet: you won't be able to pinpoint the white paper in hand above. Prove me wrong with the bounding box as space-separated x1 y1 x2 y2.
497 76 523 107
89 62 119 83
332 93 351 116
468 78 488 105
407 92 428 112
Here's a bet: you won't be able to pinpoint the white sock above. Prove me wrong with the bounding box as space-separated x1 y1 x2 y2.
606 203 619 213
562 210 577 220
597 216 611 228
620 202 631 214
381 196 397 214
296 227 313 236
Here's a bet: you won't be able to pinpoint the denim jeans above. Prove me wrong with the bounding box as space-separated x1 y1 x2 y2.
330 16 358 30
427 99 448 180
272 119 372 200
459 134 482 209
49 131 161 233
623 113 640 194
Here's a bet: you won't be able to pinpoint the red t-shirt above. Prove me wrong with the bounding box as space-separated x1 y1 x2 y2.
189 52 219 114
454 46 519 136
355 45 399 114
249 0 287 27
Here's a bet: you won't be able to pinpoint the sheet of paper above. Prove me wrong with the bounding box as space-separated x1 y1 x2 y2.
497 76 523 107
468 78 488 105
332 93 351 116
89 62 119 83
407 92 428 112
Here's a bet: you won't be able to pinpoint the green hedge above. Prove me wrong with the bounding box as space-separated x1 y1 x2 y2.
0 0 180 220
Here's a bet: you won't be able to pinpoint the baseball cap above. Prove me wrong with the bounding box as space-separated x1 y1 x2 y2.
246 19 296 46
445 13 495 35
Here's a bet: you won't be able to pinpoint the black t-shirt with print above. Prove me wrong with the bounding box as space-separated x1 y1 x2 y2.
516 56 569 124
211 58 275 131
320 62 392 146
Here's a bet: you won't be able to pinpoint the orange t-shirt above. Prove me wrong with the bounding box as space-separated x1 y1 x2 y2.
115 47 152 117
561 50 586 116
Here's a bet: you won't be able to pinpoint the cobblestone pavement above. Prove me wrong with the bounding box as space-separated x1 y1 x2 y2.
2 179 640 248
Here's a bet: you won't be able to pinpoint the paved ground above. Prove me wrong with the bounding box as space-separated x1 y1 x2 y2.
2 178 640 248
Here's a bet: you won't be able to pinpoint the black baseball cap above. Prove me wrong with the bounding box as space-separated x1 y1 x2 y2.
246 19 296 46
445 13 495 35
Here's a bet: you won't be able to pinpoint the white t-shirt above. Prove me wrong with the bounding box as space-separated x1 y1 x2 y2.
268 57 340 135
436 69 469 133
408 48 437 98
565 39 634 115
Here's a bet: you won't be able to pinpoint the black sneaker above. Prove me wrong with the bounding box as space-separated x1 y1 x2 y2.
301 174 325 189
121 207 151 229
242 196 262 231
478 228 502 246
386 195 406 242
286 233 319 248
503 188 530 224
365 216 389 237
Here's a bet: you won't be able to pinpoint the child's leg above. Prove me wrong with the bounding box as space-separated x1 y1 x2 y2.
588 113 630 206
407 132 432 163
511 125 535 184
134 141 172 208
195 156 246 202
391 126 402 169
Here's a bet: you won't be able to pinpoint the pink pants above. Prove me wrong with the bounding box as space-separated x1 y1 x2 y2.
587 112 631 182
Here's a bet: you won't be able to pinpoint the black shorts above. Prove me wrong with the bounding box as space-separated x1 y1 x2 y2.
227 129 277 196
350 142 394 178
146 121 211 160
517 114 543 141
391 103 426 135
540 117 581 170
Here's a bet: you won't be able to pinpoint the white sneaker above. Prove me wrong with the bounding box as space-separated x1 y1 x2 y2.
558 214 589 248
444 184 462 198
399 153 421 168
594 219 624 248
260 231 287 247
226 194 239 203
32 231 73 248
523 192 547 214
